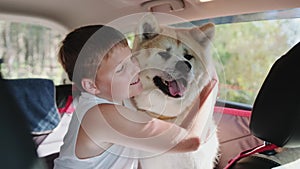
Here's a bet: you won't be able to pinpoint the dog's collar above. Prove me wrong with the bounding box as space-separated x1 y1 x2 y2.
131 98 178 120
139 109 177 120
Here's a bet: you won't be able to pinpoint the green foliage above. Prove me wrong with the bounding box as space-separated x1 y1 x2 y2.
213 19 300 105
0 22 64 84
126 32 135 48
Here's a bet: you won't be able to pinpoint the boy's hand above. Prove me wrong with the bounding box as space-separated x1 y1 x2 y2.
199 75 218 108
180 71 218 130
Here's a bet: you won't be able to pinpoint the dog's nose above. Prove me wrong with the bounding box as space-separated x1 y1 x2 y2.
175 61 191 74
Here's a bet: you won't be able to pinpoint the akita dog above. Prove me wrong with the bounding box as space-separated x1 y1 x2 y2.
130 14 219 169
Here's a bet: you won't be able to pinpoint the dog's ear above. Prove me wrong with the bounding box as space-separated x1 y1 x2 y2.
190 23 215 47
136 13 160 41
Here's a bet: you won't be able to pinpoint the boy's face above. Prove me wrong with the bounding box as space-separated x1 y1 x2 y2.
95 46 143 102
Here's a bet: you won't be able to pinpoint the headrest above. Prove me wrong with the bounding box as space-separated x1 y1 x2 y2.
3 78 60 135
250 42 300 148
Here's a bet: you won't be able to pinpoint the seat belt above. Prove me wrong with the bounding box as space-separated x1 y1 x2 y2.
224 142 278 169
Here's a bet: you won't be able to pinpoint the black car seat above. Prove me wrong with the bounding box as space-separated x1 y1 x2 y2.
225 42 300 169
0 78 67 169
0 79 47 169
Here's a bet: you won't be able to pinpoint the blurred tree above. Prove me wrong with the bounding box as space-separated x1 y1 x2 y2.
213 19 300 104
0 22 64 84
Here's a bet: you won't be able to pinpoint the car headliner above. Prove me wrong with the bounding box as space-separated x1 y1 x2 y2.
0 0 299 33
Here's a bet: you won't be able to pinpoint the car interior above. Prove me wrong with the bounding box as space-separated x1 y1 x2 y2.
226 42 300 169
0 0 299 169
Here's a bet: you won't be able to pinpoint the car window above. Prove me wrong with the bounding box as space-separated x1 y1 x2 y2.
175 8 300 105
214 18 300 105
0 21 67 85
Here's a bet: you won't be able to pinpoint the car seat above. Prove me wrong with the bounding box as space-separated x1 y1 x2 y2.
225 41 300 169
0 78 47 169
0 78 72 169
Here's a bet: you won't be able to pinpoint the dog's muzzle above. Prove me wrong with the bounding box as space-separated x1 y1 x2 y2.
175 60 192 75
153 76 187 98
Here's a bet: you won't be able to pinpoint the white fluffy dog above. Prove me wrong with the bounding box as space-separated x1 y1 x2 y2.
130 14 219 169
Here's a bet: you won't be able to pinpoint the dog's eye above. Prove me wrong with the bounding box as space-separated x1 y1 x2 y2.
184 54 194 60
158 51 171 60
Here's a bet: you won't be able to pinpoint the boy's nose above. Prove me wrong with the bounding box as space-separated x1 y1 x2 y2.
133 63 141 73
128 60 140 75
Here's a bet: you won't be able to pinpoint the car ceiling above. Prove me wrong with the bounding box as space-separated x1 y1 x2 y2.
0 0 299 32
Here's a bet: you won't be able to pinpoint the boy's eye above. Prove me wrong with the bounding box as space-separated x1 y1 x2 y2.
116 64 124 73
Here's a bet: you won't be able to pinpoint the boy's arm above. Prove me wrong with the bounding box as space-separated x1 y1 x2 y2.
79 75 218 154
180 78 218 131
79 103 201 154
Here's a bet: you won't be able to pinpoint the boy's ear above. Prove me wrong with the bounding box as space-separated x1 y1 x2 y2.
81 78 100 95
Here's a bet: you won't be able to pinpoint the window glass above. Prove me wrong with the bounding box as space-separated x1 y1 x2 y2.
215 16 300 105
175 8 300 105
0 21 66 85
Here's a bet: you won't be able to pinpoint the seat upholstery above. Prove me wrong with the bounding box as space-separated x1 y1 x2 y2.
0 79 46 169
229 42 300 169
250 42 300 147
3 78 61 135
0 78 65 169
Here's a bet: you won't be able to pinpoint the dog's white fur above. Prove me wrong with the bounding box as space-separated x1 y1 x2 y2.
131 14 219 169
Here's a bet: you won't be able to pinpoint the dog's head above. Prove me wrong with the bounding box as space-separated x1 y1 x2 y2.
133 15 214 119
133 14 215 100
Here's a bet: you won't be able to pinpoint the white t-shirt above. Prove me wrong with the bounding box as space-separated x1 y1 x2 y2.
54 92 140 169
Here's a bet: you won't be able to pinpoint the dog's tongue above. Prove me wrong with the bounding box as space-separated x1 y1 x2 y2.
169 80 185 97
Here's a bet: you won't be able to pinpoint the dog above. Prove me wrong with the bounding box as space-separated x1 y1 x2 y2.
130 14 219 169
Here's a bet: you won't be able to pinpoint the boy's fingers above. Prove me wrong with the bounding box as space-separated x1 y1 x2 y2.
199 78 218 107
188 76 218 117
